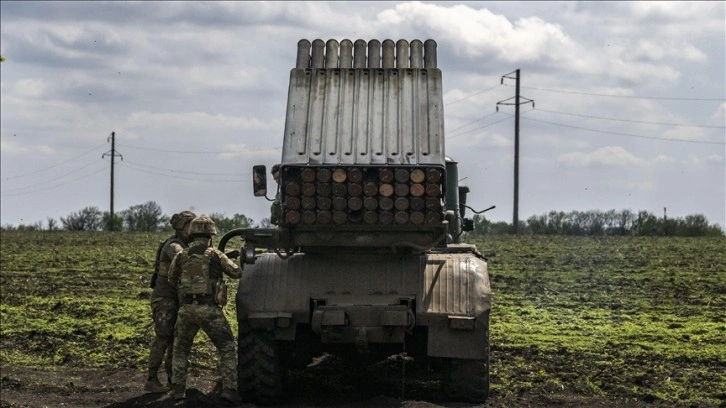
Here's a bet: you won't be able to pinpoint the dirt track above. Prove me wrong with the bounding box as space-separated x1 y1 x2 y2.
1 359 668 408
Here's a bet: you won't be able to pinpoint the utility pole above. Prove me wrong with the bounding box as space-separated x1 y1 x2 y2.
102 132 123 231
496 69 534 235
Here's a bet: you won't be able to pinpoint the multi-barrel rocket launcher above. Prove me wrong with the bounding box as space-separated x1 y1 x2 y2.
219 38 494 405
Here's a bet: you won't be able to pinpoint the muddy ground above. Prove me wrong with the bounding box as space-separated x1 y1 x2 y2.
2 233 723 408
1 357 671 408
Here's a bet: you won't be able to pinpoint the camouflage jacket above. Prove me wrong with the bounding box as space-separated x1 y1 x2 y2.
151 232 189 300
167 238 242 299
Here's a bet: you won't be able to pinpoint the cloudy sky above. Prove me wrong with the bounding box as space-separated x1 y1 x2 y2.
1 1 724 229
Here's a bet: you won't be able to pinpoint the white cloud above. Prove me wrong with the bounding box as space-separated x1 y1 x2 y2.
605 178 656 192
659 127 708 142
448 129 511 149
653 155 677 166
713 103 726 121
534 134 590 149
126 111 272 135
376 2 577 63
0 140 55 156
623 39 707 63
558 146 646 168
10 79 48 98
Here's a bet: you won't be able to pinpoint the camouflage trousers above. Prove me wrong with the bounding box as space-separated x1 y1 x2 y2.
172 303 237 391
147 297 178 381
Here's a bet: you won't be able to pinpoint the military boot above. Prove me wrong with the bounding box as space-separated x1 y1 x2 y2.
220 388 241 405
144 377 170 393
173 384 186 400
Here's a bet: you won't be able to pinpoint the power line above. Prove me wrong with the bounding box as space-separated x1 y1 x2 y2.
511 85 724 101
444 84 501 105
1 166 107 197
122 160 245 177
448 115 513 139
1 143 107 180
447 111 500 135
117 143 280 155
532 108 725 129
1 161 105 193
521 116 726 145
119 162 246 182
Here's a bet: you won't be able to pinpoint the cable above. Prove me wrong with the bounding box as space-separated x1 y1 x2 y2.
117 143 280 155
448 116 513 139
447 112 500 135
532 108 725 129
444 84 501 105
512 85 724 102
122 159 245 177
119 162 246 182
1 143 107 180
1 166 107 197
1 161 106 193
521 116 725 145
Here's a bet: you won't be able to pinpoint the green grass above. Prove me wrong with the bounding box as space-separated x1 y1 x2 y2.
1 231 724 406
0 231 239 371
471 235 726 406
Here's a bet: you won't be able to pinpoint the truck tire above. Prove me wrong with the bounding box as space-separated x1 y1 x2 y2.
442 327 490 402
238 330 284 405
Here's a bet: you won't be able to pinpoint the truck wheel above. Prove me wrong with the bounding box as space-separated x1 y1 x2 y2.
442 327 490 402
238 330 284 405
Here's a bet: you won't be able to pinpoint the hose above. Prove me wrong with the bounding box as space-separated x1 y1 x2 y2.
217 228 247 252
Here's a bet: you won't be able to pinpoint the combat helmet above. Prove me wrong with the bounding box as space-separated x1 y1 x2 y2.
189 215 218 237
170 210 196 230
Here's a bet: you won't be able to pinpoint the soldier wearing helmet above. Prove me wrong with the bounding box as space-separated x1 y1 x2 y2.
144 210 196 394
168 215 243 404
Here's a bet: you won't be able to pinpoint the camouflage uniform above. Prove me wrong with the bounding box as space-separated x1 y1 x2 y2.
168 216 243 402
145 211 195 392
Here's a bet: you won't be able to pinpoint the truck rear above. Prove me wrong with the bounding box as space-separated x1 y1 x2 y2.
219 38 492 404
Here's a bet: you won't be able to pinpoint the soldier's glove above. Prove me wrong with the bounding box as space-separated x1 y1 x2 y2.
225 249 240 259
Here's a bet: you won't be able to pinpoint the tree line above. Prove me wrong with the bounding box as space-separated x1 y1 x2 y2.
467 209 724 237
3 204 722 237
0 201 258 233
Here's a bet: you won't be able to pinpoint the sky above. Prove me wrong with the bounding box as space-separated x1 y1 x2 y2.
1 1 724 229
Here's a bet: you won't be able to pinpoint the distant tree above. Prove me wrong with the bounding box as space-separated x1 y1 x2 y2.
472 214 492 236
612 209 634 236
632 210 660 236
46 217 58 231
61 207 103 231
678 214 710 236
122 201 166 232
526 214 546 235
209 213 254 234
488 220 513 235
14 222 43 231
102 212 124 231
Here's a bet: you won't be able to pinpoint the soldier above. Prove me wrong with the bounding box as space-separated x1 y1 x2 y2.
270 164 282 225
144 210 196 393
168 215 243 404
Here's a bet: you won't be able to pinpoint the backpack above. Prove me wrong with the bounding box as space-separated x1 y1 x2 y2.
179 247 215 297
150 237 184 288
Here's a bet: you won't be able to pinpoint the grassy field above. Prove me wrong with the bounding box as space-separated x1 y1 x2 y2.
1 231 724 406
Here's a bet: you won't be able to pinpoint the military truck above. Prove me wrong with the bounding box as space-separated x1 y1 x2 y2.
218 38 492 404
